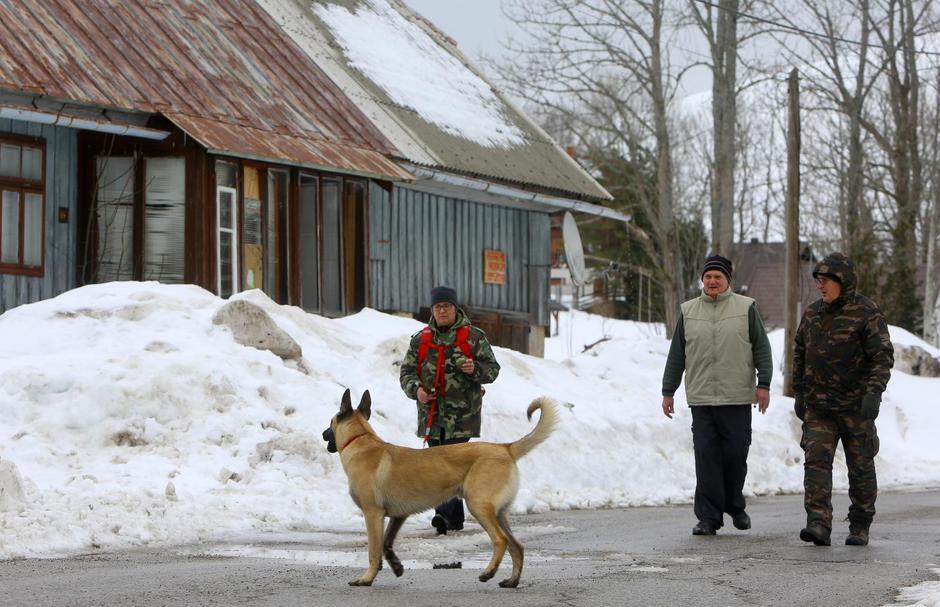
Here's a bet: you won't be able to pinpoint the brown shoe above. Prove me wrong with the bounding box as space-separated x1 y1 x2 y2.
845 525 869 546
800 524 831 546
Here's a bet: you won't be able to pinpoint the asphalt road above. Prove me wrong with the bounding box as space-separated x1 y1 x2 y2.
2 488 939 607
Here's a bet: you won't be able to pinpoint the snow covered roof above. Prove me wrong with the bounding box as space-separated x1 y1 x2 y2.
256 0 612 202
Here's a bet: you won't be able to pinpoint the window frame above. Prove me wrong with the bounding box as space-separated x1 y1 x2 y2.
216 185 239 298
89 152 187 284
0 134 45 277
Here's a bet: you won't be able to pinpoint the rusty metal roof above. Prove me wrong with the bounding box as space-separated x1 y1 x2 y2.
0 0 411 181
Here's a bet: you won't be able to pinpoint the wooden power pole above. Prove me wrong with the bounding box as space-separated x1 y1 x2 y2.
784 69 801 397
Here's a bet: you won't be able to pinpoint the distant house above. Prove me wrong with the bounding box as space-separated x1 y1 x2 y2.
732 240 818 329
0 0 622 356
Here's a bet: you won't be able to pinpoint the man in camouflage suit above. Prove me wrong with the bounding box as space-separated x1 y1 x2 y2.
399 285 500 534
794 252 893 547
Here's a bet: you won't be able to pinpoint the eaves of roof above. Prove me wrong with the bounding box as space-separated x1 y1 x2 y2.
0 0 411 181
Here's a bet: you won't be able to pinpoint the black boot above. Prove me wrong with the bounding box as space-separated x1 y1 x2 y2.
732 511 751 530
845 524 869 546
799 524 831 546
692 521 717 535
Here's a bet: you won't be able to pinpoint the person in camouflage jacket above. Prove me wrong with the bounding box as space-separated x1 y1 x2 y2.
794 252 893 547
399 285 500 533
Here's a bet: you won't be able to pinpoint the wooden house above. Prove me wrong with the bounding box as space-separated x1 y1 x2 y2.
0 0 619 356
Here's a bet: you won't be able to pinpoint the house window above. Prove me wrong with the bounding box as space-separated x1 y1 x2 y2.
93 154 186 284
266 169 289 302
0 138 44 275
216 161 238 298
298 173 319 312
321 178 343 316
143 157 186 283
217 187 238 298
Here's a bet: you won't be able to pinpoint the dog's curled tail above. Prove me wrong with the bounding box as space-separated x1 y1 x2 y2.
509 397 558 461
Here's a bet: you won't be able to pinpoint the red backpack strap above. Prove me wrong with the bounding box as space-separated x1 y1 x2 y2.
417 327 434 369
454 326 473 358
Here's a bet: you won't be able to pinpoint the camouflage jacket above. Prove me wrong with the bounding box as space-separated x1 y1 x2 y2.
399 308 500 439
794 253 894 412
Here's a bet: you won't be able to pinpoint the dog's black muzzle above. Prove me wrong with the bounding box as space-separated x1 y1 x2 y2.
322 427 337 453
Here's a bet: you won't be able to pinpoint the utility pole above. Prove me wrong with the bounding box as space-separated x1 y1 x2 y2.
784 69 801 397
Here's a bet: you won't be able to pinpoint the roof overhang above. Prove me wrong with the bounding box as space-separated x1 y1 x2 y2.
405 164 630 223
164 112 413 182
0 92 170 140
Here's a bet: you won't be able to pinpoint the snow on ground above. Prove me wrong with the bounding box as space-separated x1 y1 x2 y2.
1 282 939 566
885 569 940 607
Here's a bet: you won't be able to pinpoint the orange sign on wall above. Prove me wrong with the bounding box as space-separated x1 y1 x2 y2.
483 249 506 285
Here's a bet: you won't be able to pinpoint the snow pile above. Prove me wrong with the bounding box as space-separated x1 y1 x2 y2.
0 282 938 559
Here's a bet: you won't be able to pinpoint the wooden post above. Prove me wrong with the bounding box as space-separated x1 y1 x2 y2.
784 69 801 397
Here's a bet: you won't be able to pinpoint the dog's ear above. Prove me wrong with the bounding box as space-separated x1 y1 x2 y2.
357 390 372 420
339 388 353 418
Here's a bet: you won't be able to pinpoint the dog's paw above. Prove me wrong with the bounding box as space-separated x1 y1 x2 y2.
478 570 495 583
498 578 520 588
348 579 373 587
391 563 404 577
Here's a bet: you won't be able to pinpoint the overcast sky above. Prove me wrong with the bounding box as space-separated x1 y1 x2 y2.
402 0 518 65
401 0 711 96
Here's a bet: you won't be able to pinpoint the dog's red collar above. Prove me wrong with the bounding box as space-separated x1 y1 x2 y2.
341 433 368 451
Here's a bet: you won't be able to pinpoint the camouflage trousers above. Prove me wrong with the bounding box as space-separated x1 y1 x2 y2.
801 407 880 531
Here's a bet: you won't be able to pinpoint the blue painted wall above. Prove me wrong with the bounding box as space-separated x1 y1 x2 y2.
0 119 77 313
369 184 551 326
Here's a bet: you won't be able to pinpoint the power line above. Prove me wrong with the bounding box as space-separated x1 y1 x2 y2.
691 0 940 58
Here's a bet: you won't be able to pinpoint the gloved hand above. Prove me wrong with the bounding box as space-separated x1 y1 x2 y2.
794 396 806 421
859 393 881 420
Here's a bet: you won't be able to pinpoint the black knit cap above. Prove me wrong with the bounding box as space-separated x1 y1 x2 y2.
702 254 733 282
430 285 458 306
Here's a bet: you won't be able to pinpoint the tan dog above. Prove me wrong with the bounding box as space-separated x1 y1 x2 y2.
323 388 556 588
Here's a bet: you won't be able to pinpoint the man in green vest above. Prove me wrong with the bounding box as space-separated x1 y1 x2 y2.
661 254 773 536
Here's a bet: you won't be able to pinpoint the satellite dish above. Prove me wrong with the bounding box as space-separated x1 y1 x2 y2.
562 212 588 286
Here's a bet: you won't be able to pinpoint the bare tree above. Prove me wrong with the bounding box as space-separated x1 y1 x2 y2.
871 0 934 328
770 0 882 292
496 0 691 335
686 0 738 255
922 68 940 344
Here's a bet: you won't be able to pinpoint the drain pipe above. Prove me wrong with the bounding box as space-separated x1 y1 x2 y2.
0 106 170 140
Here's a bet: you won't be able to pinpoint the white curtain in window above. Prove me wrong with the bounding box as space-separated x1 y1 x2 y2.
22 147 41 181
23 193 41 266
143 157 185 283
0 144 20 178
1 190 19 264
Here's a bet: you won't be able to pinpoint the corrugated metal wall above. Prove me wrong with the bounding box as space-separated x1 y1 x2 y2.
0 120 77 313
369 184 550 326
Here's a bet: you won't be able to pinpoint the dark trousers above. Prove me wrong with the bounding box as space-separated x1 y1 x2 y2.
427 432 470 527
691 405 752 527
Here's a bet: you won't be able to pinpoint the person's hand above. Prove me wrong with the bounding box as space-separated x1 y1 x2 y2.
662 396 675 419
794 396 806 421
755 388 770 414
460 359 475 374
417 386 432 404
859 393 881 420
